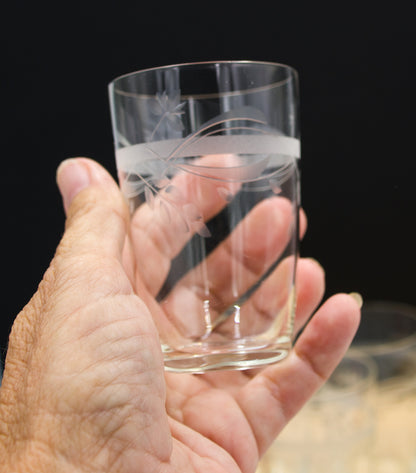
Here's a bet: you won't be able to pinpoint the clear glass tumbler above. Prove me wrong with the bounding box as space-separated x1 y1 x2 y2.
109 61 300 373
353 301 416 471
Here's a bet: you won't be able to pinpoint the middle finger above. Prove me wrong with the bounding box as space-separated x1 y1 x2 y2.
161 196 297 339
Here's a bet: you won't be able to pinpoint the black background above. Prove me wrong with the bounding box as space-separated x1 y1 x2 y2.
2 1 415 354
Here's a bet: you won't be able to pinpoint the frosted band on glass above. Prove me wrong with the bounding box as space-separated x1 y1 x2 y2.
116 134 300 170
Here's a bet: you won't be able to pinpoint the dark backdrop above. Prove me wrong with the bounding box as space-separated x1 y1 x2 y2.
2 1 415 353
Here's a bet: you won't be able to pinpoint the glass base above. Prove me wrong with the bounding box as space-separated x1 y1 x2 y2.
164 343 291 373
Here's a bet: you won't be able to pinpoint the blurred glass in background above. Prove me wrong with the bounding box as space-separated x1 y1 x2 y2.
257 300 416 473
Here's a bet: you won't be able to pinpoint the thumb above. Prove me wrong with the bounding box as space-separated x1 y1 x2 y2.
56 157 129 262
1 158 134 415
53 158 132 311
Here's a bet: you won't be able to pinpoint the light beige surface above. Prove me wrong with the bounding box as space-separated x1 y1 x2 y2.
256 389 416 473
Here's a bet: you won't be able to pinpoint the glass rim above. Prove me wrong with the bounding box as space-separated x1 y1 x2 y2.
311 350 378 403
109 60 299 100
354 300 416 355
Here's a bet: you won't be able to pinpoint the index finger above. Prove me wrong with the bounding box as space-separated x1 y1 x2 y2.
129 154 241 295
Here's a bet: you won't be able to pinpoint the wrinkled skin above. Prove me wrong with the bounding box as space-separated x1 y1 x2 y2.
0 158 361 473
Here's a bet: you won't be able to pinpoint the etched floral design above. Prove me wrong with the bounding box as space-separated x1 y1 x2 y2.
122 165 211 238
148 90 186 140
120 94 293 238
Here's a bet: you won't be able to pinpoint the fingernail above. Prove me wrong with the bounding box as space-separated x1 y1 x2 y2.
349 292 363 309
56 159 91 212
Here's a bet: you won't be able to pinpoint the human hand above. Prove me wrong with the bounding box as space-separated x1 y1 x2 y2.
0 158 361 473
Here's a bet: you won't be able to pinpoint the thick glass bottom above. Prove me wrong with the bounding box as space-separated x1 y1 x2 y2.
164 342 291 373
